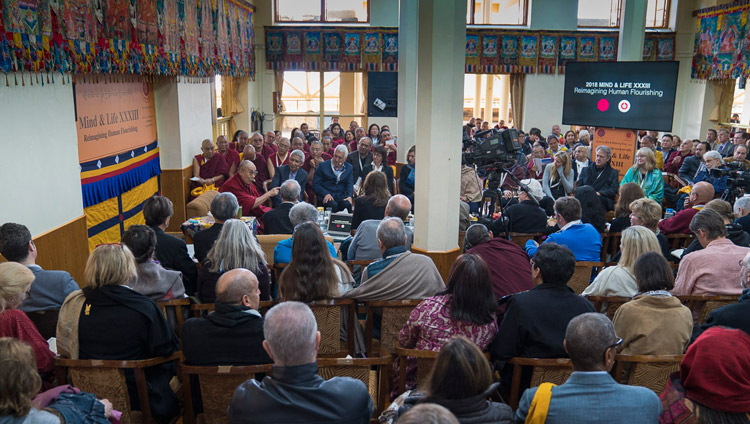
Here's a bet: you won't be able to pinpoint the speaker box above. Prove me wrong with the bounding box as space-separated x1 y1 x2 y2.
367 72 398 117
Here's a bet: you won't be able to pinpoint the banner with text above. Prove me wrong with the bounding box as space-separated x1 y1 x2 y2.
591 128 638 181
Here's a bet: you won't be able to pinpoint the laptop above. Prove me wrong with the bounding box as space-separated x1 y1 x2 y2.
326 212 353 241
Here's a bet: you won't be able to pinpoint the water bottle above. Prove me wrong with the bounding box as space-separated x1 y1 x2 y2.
317 207 325 229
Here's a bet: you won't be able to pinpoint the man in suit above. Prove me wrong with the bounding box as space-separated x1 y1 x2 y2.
143 195 198 295
263 180 299 235
268 149 307 207
346 136 373 186
0 222 79 313
515 313 661 423
182 269 272 365
716 128 734 158
679 141 709 184
312 145 354 212
192 192 238 262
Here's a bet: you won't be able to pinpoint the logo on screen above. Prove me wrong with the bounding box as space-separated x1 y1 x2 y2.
618 100 631 113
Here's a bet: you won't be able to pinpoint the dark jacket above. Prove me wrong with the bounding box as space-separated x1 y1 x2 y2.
398 382 512 424
367 165 395 194
346 151 373 183
313 160 354 201
399 164 415 197
678 155 702 183
192 222 223 263
490 284 595 395
608 216 631 234
502 200 548 233
263 202 295 235
692 289 750 341
269 165 308 207
352 196 386 230
197 260 271 303
182 302 272 366
577 162 619 211
78 285 179 423
228 362 373 424
151 227 198 295
738 214 750 235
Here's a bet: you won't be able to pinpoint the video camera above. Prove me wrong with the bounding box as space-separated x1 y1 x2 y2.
462 128 523 168
710 163 750 203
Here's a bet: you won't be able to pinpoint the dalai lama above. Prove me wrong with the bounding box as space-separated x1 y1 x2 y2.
220 160 279 231
192 139 229 189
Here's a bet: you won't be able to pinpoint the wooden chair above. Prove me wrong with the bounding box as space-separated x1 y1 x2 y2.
584 295 632 319
318 356 393 416
158 298 191 337
393 345 492 394
508 232 545 250
666 233 695 250
55 353 182 424
363 299 422 357
256 234 291 266
309 299 356 357
676 295 738 324
458 230 466 252
190 301 276 318
27 308 59 340
600 232 622 264
346 259 377 274
180 363 273 424
663 172 687 189
613 354 683 394
507 357 573 409
568 262 603 295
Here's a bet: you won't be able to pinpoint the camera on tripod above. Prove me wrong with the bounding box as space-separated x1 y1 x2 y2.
462 128 523 168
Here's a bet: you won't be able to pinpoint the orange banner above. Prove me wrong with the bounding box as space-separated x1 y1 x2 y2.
591 128 638 181
75 81 157 162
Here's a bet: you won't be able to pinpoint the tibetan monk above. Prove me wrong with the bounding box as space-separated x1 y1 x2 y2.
230 130 250 152
262 131 278 159
220 160 279 228
192 139 229 189
241 145 270 193
216 135 240 176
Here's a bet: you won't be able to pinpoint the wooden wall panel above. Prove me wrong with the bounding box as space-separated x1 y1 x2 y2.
410 247 461 284
161 166 193 232
0 216 89 286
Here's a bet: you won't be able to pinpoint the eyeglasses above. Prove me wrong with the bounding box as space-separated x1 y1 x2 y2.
529 258 535 268
602 337 623 357
96 242 124 250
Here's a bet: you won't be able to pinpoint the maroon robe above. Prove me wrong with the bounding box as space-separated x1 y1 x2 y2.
217 149 241 172
261 143 277 159
219 173 271 220
240 152 269 193
194 154 230 188
302 153 332 205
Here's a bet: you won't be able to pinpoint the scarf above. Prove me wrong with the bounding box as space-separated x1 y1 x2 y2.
681 326 750 413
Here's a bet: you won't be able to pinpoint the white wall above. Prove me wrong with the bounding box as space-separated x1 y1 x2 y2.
522 73 566 133
0 73 83 236
529 0 578 30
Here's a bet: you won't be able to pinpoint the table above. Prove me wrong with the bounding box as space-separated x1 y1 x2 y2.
180 216 257 242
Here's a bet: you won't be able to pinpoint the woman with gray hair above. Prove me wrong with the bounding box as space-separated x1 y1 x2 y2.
197 219 270 302
690 150 729 195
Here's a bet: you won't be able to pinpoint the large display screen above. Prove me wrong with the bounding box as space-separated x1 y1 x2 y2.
562 61 679 132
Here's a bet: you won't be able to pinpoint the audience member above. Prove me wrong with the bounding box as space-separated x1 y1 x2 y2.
715 128 734 157
575 129 591 148
230 130 249 152
573 146 590 181
368 123 381 145
500 179 548 234
303 140 332 202
262 179 299 235
681 199 750 257
56 244 179 423
228 302 373 423
640 135 665 170
192 139 229 189
143 195 198 295
546 134 568 155
563 130 577 150
609 183 644 233
198 220 271 303
583 226 660 297
736 196 750 234
575 185 607 233
352 171 390 229
515 313 660 423
491 243 596 396
460 161 482 214
262 131 278 158
464 224 534 314
347 137 374 185
527 143 549 180
664 138 693 175
394 336 511 424
693 250 750 339
330 122 345 144
397 404 459 424
705 128 718 150
370 145 395 194
673 208 750 296
612 252 692 355
313 145 354 212
268 149 307 207
344 217 443 301
182 269 271 365
629 198 672 259
577 146 619 210
0 262 54 374
220 161 279 225
658 181 713 235
621 147 664 204
192 192 239 262
678 141 709 184
216 135 240 176
689 150 728 197
525 197 602 261
279 223 354 301
0 223 78 314
266 136 291 181
542 151 574 200
659 327 750 423
400 146 416 207
660 134 677 163
240 144 270 193
122 225 185 301
397 255 498 394
273 203 337 264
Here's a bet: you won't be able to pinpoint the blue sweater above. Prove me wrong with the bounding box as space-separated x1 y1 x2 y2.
273 236 338 264
525 223 602 261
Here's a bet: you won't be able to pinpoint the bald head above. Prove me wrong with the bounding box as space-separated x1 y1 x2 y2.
242 144 256 160
692 182 715 205
385 195 412 221
216 268 260 309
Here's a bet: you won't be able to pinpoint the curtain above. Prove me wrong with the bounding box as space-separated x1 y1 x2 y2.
274 70 285 129
221 77 244 137
509 73 525 129
361 72 368 125
709 80 735 123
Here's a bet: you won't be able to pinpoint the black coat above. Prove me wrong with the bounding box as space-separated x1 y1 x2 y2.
503 200 548 234
678 155 702 183
399 164 415 197
346 151 373 183
152 227 198 295
352 196 386 230
263 202 294 235
692 290 750 342
577 162 619 211
398 382 512 424
192 222 223 263
608 216 631 234
182 302 272 366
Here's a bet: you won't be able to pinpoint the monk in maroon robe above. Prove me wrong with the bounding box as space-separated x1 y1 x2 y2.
241 145 269 193
229 130 249 152
303 141 332 205
192 139 229 190
220 160 279 232
216 135 240 176
262 131 278 159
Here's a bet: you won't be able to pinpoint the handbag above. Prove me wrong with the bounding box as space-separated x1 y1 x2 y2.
524 382 556 424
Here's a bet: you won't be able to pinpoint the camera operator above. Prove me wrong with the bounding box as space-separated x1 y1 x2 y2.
726 144 750 170
492 179 548 235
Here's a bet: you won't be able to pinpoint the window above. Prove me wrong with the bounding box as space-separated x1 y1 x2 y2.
467 0 528 26
578 0 671 29
275 0 369 24
462 74 513 126
279 71 365 134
